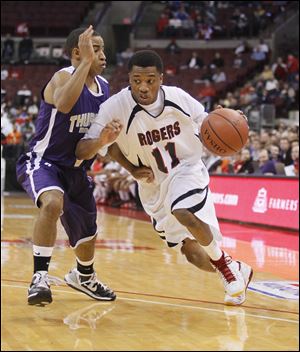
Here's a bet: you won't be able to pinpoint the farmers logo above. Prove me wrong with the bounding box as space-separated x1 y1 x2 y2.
252 188 268 213
248 281 299 300
252 188 298 213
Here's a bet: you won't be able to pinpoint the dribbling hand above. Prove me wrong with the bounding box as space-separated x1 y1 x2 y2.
216 105 248 121
99 119 123 146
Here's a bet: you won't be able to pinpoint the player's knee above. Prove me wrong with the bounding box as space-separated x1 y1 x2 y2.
172 209 198 228
39 193 63 218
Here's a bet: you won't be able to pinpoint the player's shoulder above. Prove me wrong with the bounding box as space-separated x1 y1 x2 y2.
162 85 193 100
162 85 206 115
57 65 75 75
101 86 132 110
108 86 132 102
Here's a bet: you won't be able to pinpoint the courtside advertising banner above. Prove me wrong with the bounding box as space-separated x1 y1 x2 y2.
210 175 299 230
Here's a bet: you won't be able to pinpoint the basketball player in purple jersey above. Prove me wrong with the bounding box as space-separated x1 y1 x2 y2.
15 26 126 305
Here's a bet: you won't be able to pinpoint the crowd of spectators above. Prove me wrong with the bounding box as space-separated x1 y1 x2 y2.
156 1 291 40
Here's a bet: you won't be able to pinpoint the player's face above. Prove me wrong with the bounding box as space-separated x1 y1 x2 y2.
90 36 106 75
129 66 163 105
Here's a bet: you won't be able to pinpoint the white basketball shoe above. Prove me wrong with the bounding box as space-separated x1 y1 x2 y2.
224 261 253 306
210 251 246 297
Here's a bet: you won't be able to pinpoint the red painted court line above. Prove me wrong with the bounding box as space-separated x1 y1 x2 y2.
2 278 298 316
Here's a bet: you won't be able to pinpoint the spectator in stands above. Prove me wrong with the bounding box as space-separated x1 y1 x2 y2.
166 15 182 37
234 40 251 56
265 76 279 92
219 92 238 109
272 57 288 81
197 80 216 110
278 137 293 166
249 138 261 161
1 65 9 81
156 13 169 38
16 84 32 107
198 23 213 41
4 122 23 145
116 47 134 67
18 33 33 64
202 148 222 174
255 148 277 175
257 38 270 60
210 52 224 69
165 38 181 54
1 107 13 141
27 95 39 120
231 9 248 38
259 65 274 81
212 68 226 83
181 51 204 69
284 145 299 176
232 53 245 69
2 34 15 62
269 144 281 162
235 148 255 175
250 45 266 67
181 16 196 38
15 106 30 130
20 119 35 147
286 54 299 82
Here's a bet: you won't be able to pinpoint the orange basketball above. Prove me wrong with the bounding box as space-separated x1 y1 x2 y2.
200 108 249 156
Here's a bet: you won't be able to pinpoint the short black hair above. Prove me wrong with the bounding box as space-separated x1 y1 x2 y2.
128 50 163 73
64 27 101 58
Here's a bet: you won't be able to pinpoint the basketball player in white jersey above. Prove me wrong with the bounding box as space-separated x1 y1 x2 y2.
76 50 253 305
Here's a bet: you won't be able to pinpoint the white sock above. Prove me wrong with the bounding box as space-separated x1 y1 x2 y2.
33 245 54 257
76 257 94 266
201 240 223 261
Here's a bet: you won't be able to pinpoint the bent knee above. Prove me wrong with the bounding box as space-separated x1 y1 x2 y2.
39 191 64 218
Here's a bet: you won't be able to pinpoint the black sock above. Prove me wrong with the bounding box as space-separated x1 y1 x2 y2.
34 256 51 273
77 260 94 277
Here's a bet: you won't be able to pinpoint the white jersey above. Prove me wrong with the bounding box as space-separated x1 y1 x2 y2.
84 85 208 186
84 85 222 246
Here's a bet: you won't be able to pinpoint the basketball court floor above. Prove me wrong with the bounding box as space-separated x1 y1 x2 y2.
1 192 299 351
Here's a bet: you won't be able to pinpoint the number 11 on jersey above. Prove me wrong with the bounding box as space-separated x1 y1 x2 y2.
152 142 180 174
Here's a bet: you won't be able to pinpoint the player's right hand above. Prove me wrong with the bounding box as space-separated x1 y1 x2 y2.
99 119 123 146
78 25 95 63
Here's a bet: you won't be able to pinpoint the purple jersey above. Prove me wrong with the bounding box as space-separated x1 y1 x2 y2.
16 66 109 247
28 66 109 169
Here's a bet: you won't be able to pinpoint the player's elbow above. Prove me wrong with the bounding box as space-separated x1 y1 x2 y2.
55 100 72 114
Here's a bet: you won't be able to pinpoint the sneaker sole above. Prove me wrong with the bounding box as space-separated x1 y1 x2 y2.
225 267 253 306
28 292 52 306
64 278 116 301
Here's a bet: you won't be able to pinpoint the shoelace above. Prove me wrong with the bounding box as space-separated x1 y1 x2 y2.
33 273 50 288
214 256 236 284
81 273 110 292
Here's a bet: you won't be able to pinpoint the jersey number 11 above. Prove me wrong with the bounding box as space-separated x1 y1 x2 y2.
152 142 180 174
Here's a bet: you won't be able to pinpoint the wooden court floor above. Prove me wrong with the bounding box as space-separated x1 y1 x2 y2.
1 192 299 351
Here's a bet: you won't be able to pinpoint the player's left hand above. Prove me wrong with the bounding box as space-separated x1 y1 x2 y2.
236 110 248 121
215 105 248 121
131 166 154 183
99 119 123 145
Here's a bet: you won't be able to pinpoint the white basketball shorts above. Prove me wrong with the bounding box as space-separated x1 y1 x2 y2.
138 161 222 249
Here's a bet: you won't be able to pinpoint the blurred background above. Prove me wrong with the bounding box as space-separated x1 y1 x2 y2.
1 1 299 195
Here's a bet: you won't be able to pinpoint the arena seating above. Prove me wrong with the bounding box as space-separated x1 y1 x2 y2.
1 1 95 37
